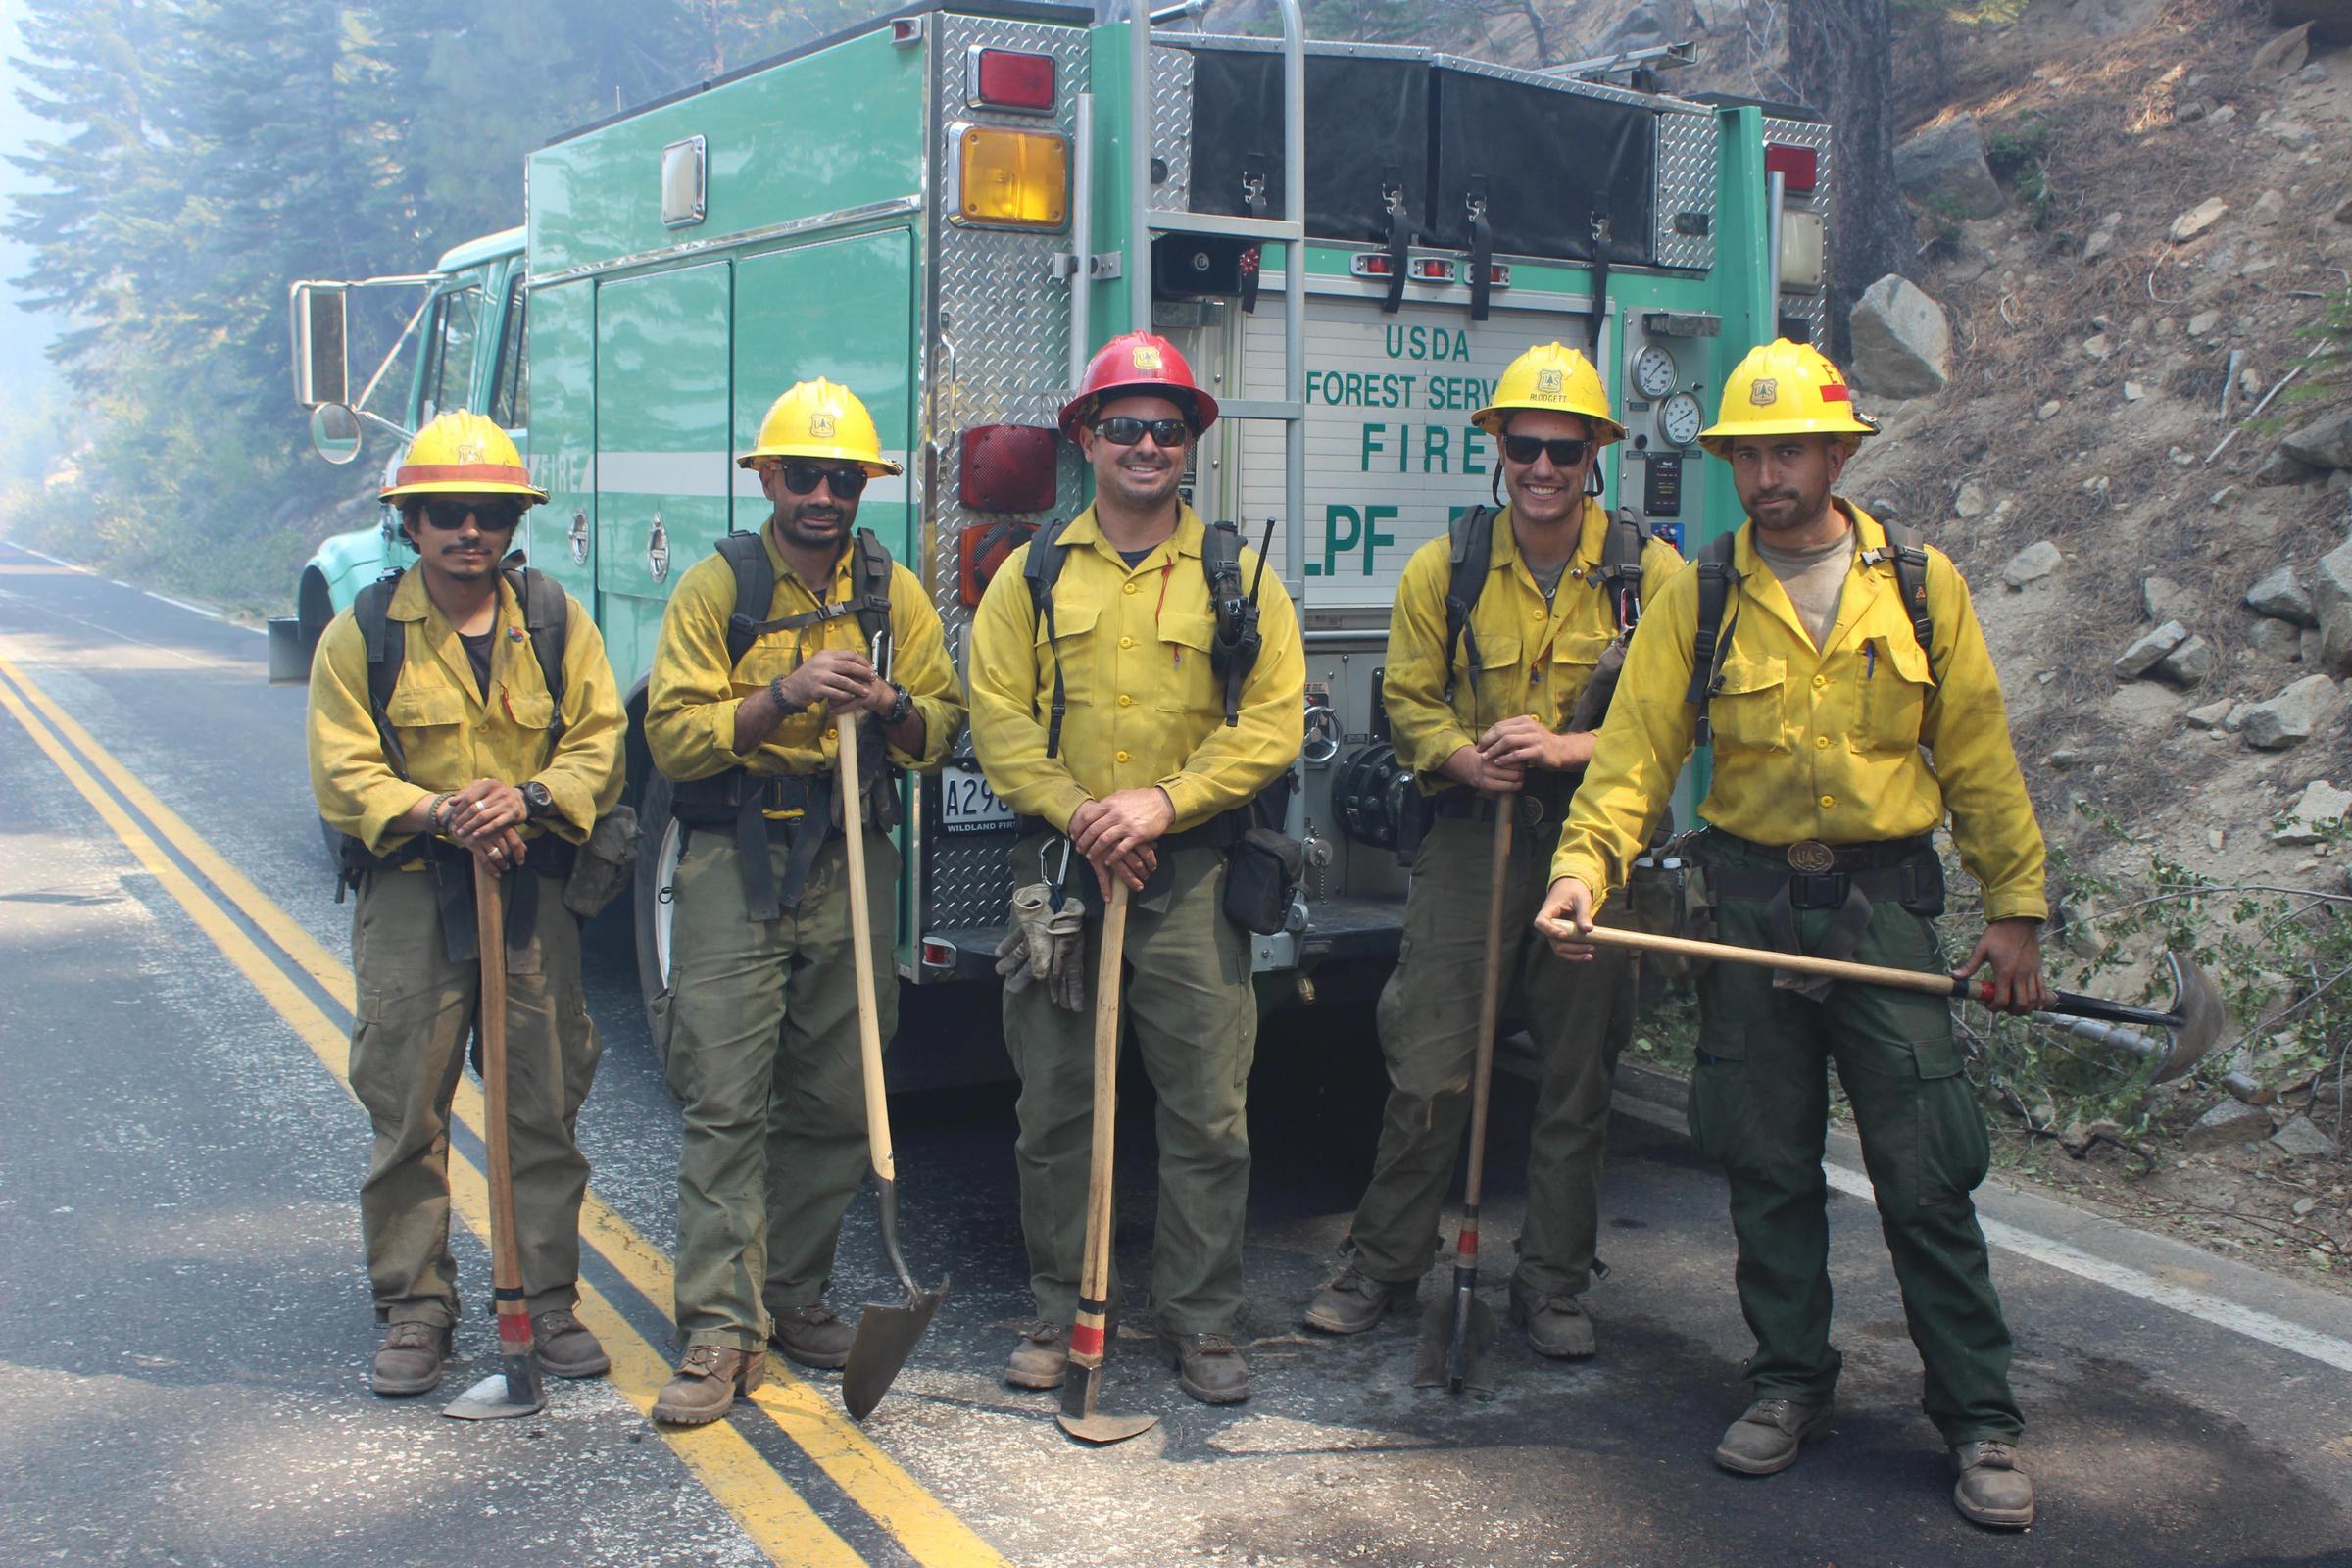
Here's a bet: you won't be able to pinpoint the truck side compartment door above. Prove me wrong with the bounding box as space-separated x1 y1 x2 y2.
594 261 733 690
525 278 596 618
730 230 917 559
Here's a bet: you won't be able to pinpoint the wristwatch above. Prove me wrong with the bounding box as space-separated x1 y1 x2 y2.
520 780 556 820
768 674 807 716
883 682 915 725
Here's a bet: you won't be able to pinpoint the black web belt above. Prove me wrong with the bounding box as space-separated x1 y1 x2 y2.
1695 831 1942 1000
673 772 835 922
365 834 576 971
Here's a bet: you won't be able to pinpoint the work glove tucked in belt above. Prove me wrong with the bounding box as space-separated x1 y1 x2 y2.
997 882 1088 1011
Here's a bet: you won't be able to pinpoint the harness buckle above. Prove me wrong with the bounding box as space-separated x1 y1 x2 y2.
1786 840 1836 873
1788 872 1847 910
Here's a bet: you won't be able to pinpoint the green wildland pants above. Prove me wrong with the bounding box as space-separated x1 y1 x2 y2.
347 865 600 1327
662 825 898 1351
1004 839 1255 1335
1690 835 2022 1445
1347 810 1636 1295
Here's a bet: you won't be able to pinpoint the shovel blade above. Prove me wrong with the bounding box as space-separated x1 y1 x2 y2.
442 1367 545 1421
1055 1358 1157 1446
1411 1291 1497 1393
840 1278 951 1420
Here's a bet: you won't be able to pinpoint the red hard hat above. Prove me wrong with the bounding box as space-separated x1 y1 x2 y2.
1058 331 1219 442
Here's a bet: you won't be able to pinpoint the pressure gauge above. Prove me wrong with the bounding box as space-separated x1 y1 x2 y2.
1632 345 1678 401
1659 391 1705 447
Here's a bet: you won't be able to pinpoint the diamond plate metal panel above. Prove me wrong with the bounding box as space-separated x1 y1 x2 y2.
1762 114 1832 340
927 12 1092 932
1152 43 1194 213
1653 108 1716 271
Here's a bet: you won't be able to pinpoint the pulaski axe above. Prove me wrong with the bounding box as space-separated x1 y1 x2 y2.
445 857 546 1421
836 705 951 1421
1541 923 2228 1080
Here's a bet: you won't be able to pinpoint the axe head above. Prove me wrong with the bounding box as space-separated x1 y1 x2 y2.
2149 950 2228 1083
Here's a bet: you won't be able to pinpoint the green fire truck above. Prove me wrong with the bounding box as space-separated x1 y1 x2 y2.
281 0 1834 1078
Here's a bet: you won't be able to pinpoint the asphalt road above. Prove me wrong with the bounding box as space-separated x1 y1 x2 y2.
3 537 2350 1568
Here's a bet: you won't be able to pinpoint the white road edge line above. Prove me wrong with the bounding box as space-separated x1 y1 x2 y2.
20 548 89 572
1611 1091 2352 1375
146 591 223 620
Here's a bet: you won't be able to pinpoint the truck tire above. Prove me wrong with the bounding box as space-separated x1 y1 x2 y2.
632 770 684 1066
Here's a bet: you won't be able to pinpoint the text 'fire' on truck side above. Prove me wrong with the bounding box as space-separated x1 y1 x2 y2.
278 0 1833 1087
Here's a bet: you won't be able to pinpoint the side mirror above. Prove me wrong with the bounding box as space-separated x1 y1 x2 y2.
291 283 349 408
309 403 363 466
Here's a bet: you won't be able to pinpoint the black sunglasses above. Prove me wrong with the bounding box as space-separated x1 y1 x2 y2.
419 498 524 532
1092 416 1192 448
1501 434 1591 467
778 462 870 499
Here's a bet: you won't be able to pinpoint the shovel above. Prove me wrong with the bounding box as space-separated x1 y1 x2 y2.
1059 879 1157 1446
445 856 546 1421
1413 799 1513 1394
1540 924 2228 1081
834 711 950 1420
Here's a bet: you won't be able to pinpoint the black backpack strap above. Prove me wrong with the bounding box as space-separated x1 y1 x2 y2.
713 530 777 667
1024 519 1073 759
1860 518 1937 681
504 565 569 746
354 574 408 779
1685 532 1742 746
850 527 896 658
1595 507 1650 632
1442 505 1494 704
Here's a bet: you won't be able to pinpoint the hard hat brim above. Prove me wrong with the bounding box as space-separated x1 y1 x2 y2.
737 447 906 476
381 473 550 505
1057 382 1219 443
1470 405 1627 446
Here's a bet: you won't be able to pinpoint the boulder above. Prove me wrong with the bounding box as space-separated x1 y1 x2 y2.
2280 407 2352 469
2256 449 2325 486
2187 310 2220 337
1953 480 1989 518
2159 635 2216 683
2250 614 2305 659
2271 778 2352 842
2115 620 2190 677
2191 1097 2270 1132
2185 698 2237 728
2254 188 2286 226
1850 275 1952 399
2004 540 2064 588
2315 535 2352 668
2272 0 2352 45
2247 564 2318 625
1894 116 2006 219
2253 21 2313 74
2272 1115 2337 1157
2142 574 2188 620
1587 2 1672 55
2169 198 2230 243
2083 332 2115 362
2240 673 2345 747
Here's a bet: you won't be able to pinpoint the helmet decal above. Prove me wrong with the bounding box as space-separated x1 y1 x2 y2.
808 412 837 439
1536 368 1565 397
1132 345 1162 370
1749 378 1779 406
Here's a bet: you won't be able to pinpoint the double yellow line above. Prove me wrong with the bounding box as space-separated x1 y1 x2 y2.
0 653 1007 1568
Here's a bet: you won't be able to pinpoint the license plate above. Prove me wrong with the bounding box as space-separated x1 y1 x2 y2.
939 763 1015 833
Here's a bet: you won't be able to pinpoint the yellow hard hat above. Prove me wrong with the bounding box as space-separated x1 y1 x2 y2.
1698 338 1879 457
1471 343 1625 446
380 411 548 504
738 378 904 475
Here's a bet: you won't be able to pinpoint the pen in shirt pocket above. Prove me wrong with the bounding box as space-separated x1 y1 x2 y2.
1865 641 1877 679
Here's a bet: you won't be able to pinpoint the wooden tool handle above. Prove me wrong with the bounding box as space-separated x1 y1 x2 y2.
1461 802 1513 1212
1558 920 1959 996
835 714 895 1185
1070 880 1130 1371
472 856 532 1356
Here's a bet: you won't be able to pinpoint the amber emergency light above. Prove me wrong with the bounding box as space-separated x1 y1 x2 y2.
952 125 1069 228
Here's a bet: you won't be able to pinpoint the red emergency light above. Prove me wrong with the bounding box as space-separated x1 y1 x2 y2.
1349 254 1395 278
960 423 1057 514
973 49 1055 112
1408 258 1456 282
1763 142 1819 195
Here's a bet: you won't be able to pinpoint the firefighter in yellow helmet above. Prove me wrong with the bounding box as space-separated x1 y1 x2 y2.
1536 340 2049 1528
307 411 626 1397
1303 342 1681 1357
645 378 963 1425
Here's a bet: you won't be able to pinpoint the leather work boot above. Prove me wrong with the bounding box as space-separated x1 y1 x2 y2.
1303 1264 1418 1335
1163 1332 1252 1405
369 1320 453 1396
1950 1440 2036 1528
1713 1396 1835 1475
1507 1277 1597 1359
532 1309 611 1379
653 1345 766 1426
768 1302 857 1370
1004 1321 1068 1390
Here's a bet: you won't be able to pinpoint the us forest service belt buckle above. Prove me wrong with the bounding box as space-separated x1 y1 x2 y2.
1786 840 1837 874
